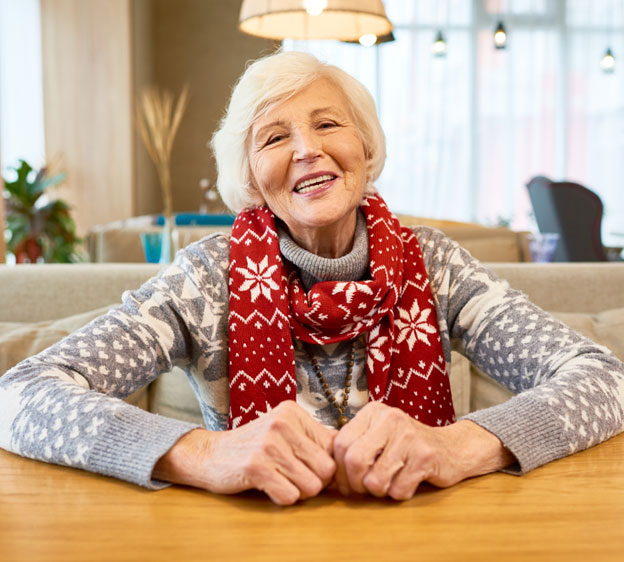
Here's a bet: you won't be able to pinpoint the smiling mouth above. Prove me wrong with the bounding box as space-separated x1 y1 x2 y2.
293 174 337 194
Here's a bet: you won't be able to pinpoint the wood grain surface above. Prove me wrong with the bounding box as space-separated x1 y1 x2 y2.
1 433 623 562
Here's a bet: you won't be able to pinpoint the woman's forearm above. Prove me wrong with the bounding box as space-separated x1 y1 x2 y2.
0 364 198 487
152 428 216 488
447 419 516 479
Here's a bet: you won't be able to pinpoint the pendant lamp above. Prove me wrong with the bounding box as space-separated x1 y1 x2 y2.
493 21 507 49
431 30 447 57
600 47 616 73
239 0 393 43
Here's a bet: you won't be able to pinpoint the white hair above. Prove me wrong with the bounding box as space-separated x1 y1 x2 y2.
211 50 386 213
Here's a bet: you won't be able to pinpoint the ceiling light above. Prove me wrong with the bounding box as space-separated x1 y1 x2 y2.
600 47 615 73
431 31 447 57
239 0 393 41
494 21 507 49
303 0 327 16
359 33 377 47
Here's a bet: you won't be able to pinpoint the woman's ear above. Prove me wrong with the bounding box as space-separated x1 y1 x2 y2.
246 175 266 208
364 152 374 181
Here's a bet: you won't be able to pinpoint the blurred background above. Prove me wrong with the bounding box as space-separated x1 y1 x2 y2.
1 0 623 261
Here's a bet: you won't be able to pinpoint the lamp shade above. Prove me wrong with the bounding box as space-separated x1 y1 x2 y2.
239 0 393 41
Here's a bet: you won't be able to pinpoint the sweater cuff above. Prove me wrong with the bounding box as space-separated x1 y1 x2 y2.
462 393 570 474
88 404 200 489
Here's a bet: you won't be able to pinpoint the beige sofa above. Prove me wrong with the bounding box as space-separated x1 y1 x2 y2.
1 262 623 424
86 218 531 263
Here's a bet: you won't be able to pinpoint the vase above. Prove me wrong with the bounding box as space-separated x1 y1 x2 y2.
14 237 43 264
139 232 163 263
528 232 560 263
159 215 177 264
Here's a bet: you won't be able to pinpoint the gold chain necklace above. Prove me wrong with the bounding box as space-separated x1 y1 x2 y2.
305 339 356 429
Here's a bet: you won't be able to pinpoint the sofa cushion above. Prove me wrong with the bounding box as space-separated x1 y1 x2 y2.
147 307 624 423
552 308 624 361
149 367 204 425
150 350 476 425
3 302 622 425
468 306 624 413
0 306 148 410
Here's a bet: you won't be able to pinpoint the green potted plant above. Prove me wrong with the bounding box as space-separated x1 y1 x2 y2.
2 160 83 263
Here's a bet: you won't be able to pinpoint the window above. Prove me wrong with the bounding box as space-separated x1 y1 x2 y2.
285 0 624 245
0 0 46 176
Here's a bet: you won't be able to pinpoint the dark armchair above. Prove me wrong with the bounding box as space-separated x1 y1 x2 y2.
526 176 608 261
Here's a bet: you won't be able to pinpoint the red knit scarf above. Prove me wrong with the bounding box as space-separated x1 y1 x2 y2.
227 194 455 429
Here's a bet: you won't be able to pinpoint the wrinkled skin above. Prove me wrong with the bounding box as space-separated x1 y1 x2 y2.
153 401 512 506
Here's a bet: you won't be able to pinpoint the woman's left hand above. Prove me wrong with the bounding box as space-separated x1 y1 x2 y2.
332 402 514 500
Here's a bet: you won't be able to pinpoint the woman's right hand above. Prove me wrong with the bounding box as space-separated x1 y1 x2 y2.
152 401 337 505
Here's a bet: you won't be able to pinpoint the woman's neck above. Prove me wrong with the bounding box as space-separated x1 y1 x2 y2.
277 210 369 292
287 211 357 259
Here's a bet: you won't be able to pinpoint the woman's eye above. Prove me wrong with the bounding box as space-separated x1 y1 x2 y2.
266 134 284 145
318 121 337 129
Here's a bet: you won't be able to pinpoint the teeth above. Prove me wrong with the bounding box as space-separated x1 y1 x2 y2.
295 174 335 193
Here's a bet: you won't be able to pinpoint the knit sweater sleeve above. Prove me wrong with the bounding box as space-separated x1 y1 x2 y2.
416 226 624 473
0 234 230 488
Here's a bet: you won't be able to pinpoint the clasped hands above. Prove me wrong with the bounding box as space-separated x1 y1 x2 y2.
154 400 512 506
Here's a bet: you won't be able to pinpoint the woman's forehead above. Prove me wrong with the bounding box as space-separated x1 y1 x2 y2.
252 78 352 129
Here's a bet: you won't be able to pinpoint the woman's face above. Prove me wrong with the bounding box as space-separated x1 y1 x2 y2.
248 78 370 256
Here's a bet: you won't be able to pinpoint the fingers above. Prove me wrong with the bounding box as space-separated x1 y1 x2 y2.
332 402 376 495
361 443 407 498
200 400 462 505
333 402 432 500
239 401 338 505
249 459 303 506
363 441 429 500
275 401 338 487
386 464 427 501
246 439 325 505
337 426 387 494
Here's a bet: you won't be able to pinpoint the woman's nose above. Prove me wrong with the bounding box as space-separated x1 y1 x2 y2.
292 129 322 162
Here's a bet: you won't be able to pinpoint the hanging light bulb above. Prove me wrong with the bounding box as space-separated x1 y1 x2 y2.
600 47 615 73
431 30 447 57
494 21 507 49
303 0 327 17
358 33 377 47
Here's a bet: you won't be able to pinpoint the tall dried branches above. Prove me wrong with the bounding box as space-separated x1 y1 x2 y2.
135 85 189 219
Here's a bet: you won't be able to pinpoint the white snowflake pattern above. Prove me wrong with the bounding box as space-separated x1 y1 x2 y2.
235 255 279 302
367 325 389 373
395 298 437 350
332 281 373 303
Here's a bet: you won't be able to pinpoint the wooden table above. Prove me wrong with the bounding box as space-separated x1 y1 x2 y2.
1 434 623 562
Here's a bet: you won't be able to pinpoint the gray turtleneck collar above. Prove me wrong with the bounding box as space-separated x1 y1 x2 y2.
277 210 369 291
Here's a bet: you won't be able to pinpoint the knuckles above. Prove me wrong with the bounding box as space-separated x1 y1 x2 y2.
362 472 388 497
266 415 290 434
360 401 410 427
273 400 300 416
236 401 444 503
242 452 270 483
299 476 324 498
332 433 349 458
343 446 367 474
378 404 409 425
318 456 337 482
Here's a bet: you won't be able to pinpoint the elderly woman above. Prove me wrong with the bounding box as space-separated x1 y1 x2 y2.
1 51 623 506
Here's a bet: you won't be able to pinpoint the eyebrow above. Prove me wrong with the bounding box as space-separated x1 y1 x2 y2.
253 106 348 141
253 120 286 142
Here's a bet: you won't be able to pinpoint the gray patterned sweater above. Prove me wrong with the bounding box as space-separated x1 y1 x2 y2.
0 224 623 489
